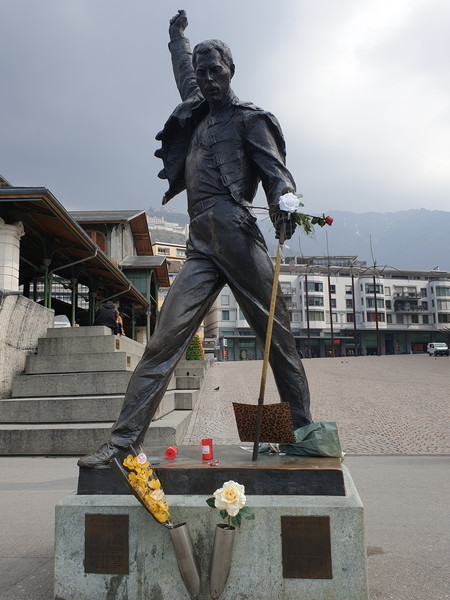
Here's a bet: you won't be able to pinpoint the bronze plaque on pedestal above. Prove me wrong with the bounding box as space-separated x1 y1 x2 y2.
84 514 129 574
281 516 332 579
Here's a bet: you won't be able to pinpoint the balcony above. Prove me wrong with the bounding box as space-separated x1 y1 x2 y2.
285 302 298 311
281 287 295 296
393 292 421 299
394 302 424 313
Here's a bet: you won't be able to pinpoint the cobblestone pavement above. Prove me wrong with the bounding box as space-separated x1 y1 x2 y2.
183 354 450 454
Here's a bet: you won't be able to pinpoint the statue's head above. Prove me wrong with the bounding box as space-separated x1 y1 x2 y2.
192 39 235 75
192 40 235 106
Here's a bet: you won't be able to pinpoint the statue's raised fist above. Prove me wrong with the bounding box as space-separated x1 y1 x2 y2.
169 10 188 38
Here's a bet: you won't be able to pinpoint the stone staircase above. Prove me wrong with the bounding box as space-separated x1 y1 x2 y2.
0 326 209 455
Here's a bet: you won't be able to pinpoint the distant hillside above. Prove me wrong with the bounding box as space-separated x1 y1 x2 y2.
147 205 190 227
150 205 450 271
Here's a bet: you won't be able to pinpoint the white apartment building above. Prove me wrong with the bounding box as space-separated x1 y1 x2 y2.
204 256 450 360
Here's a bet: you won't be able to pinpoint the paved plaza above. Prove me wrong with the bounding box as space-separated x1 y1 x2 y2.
0 354 449 599
183 354 450 455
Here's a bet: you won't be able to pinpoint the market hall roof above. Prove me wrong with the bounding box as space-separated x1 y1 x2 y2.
70 210 152 256
0 186 151 306
120 255 170 287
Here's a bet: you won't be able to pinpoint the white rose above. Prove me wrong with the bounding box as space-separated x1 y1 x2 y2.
213 480 246 517
279 192 301 214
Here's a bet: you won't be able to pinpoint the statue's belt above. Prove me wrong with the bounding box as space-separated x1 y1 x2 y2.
189 197 252 220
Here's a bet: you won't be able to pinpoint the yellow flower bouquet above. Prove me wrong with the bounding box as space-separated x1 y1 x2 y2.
113 449 171 526
112 448 201 597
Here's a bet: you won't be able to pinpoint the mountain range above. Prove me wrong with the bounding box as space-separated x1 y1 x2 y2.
148 206 450 272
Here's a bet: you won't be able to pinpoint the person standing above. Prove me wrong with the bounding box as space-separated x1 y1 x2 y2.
93 300 120 335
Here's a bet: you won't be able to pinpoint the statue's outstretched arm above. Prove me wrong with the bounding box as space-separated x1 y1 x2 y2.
168 10 199 101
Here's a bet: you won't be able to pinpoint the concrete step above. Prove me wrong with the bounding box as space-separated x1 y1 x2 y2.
145 410 192 447
174 366 207 378
165 389 199 410
0 389 180 424
12 371 133 398
175 376 202 390
45 326 114 338
0 411 192 455
0 395 125 423
25 351 141 374
37 334 145 358
175 359 210 377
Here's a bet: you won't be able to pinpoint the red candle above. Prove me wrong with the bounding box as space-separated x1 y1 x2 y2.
201 438 213 460
165 445 178 460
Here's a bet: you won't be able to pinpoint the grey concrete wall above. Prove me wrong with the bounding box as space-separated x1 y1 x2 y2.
0 294 53 399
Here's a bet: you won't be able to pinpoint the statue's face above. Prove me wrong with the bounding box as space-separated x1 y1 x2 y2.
195 49 232 105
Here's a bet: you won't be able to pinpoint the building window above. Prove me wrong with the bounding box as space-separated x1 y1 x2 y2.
385 300 392 310
386 314 392 323
329 284 336 294
307 281 323 292
422 301 428 310
438 313 450 323
385 286 390 295
346 299 353 309
346 313 354 322
176 248 186 257
308 310 324 321
86 230 107 253
422 315 429 324
221 310 230 320
366 297 385 309
157 247 170 255
365 283 384 294
345 285 352 295
308 296 324 307
330 298 337 308
436 287 450 296
411 314 419 324
437 300 450 310
396 314 404 324
367 312 385 322
221 295 229 306
421 288 427 297
238 309 246 320
292 313 300 322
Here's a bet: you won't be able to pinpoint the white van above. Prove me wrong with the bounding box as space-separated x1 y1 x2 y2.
426 342 449 357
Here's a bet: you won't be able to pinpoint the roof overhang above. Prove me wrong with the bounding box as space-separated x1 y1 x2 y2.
70 210 153 256
120 256 170 287
0 188 150 307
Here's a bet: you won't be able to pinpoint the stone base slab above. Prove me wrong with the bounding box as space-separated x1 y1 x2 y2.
55 466 368 600
77 445 345 496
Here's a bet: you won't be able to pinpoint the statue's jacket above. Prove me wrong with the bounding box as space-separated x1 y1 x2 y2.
155 36 296 209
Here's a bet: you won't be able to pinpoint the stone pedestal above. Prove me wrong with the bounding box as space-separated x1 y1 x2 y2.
54 466 368 600
0 218 24 291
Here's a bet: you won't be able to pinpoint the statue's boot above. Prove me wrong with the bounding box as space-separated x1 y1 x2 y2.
77 442 124 469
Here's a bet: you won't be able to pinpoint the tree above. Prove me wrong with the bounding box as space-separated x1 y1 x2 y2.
185 334 205 360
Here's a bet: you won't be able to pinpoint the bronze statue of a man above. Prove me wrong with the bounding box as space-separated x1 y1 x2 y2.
78 10 311 468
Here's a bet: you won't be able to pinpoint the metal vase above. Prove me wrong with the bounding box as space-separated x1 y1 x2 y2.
209 523 236 599
168 522 201 599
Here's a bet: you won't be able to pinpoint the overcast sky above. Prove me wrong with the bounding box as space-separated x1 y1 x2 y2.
1 0 449 216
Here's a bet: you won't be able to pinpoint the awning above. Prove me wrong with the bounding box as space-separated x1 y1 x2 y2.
0 187 149 307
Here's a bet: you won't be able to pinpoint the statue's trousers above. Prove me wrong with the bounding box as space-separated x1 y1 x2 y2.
110 201 311 449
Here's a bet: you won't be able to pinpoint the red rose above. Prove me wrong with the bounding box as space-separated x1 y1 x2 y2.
325 216 333 226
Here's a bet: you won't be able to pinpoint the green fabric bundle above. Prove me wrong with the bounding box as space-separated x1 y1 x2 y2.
280 421 342 457
259 421 343 457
